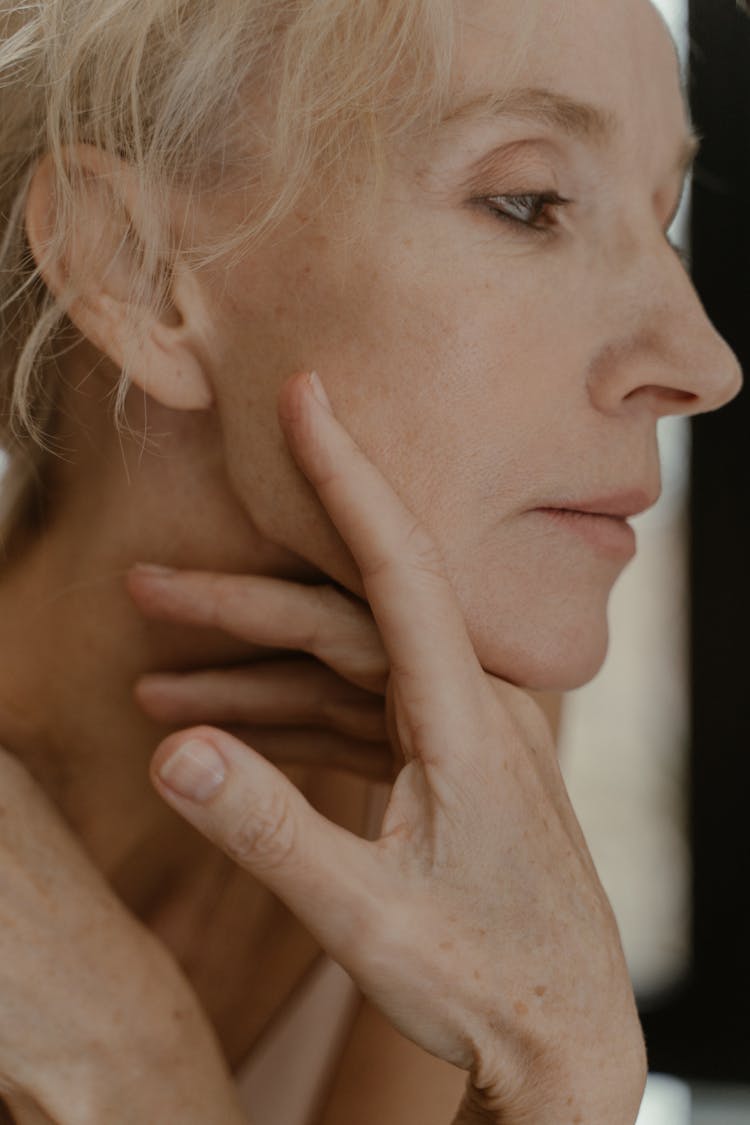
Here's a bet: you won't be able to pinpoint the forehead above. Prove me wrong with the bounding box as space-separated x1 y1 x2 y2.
449 0 688 155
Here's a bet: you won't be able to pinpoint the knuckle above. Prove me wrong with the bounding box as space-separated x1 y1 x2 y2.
404 520 447 578
362 521 446 585
226 789 298 872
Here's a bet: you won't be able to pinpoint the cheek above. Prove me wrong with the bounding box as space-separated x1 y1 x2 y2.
206 235 611 689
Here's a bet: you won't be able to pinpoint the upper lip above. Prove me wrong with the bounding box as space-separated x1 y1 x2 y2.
536 487 661 520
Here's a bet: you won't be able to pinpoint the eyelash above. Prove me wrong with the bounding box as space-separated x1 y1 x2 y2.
478 193 693 271
478 191 571 232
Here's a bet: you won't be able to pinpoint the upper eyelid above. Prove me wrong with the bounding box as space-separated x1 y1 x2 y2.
453 137 566 195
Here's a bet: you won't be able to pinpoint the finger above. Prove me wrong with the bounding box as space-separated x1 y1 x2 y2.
278 372 488 758
127 568 388 693
151 726 385 961
135 659 388 742
223 725 397 782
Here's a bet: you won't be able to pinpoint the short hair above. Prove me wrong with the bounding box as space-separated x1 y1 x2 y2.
0 0 454 539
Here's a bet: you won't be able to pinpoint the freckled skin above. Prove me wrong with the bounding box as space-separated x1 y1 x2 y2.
192 0 739 694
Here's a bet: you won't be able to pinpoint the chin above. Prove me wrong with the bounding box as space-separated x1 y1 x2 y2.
467 602 612 693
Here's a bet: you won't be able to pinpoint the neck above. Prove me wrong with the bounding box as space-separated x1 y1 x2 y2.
0 365 319 918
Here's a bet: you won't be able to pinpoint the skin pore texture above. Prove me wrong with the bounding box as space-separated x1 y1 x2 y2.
0 0 742 1115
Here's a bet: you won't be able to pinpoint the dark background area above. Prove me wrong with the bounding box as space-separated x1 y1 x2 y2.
639 0 750 1083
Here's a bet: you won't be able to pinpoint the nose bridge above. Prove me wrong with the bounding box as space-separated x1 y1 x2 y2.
589 225 743 416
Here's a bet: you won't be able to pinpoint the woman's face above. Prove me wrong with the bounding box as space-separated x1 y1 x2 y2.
198 0 742 691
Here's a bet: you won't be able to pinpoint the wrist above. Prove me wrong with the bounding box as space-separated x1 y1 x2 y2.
462 1008 647 1125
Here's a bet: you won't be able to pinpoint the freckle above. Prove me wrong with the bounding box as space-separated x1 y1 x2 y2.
478 928 486 937
403 237 413 248
573 1116 583 1124
439 940 454 951
513 1001 528 1017
503 761 509 772
534 985 546 997
301 264 312 276
273 304 285 317
567 1096 574 1105
473 969 481 980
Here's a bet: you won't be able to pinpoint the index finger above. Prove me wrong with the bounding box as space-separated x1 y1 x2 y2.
278 371 488 748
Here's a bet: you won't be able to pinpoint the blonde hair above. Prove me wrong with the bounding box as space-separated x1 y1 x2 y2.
0 0 455 540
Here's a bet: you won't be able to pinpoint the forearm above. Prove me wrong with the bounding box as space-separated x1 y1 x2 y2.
5 1078 248 1125
3 987 248 1125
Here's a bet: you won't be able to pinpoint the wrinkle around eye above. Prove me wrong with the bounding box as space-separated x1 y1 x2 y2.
455 138 564 200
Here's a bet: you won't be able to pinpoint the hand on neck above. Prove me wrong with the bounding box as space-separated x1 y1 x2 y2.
0 347 323 909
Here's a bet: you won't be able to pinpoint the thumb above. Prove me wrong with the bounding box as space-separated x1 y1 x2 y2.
151 726 380 956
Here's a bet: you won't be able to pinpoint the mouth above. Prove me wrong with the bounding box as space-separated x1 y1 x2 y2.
533 508 637 559
530 489 660 560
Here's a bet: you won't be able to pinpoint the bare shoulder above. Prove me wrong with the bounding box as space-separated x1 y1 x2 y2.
320 1000 467 1125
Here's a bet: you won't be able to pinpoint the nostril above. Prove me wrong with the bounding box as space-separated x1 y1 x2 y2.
625 385 699 407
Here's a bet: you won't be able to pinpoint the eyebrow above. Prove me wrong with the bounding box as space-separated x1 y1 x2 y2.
439 87 618 141
439 86 700 176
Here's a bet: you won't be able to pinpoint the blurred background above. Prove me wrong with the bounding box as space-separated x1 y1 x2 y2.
560 1 750 1120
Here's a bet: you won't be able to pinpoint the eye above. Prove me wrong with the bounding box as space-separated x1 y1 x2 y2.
479 191 570 232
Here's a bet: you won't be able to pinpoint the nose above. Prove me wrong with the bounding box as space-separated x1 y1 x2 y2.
586 243 743 420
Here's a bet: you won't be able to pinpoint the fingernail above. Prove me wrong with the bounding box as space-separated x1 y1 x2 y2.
157 739 226 803
133 563 176 578
308 371 332 413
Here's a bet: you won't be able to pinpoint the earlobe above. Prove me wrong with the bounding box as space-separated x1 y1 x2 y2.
23 145 215 413
127 309 215 411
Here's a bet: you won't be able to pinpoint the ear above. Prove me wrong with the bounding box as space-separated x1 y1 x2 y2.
24 144 214 411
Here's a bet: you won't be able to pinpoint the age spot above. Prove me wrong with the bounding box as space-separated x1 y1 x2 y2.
534 985 547 997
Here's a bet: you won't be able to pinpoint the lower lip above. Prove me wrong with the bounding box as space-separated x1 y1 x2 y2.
533 508 637 559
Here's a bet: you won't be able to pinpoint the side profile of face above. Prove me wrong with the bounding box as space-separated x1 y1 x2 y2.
150 0 744 689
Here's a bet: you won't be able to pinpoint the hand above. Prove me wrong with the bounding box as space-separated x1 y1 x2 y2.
0 749 245 1124
127 566 395 782
149 371 647 1125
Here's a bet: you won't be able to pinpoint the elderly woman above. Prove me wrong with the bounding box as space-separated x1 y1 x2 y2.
0 0 741 1122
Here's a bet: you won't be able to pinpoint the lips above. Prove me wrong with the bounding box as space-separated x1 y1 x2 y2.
534 487 660 521
529 487 660 561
